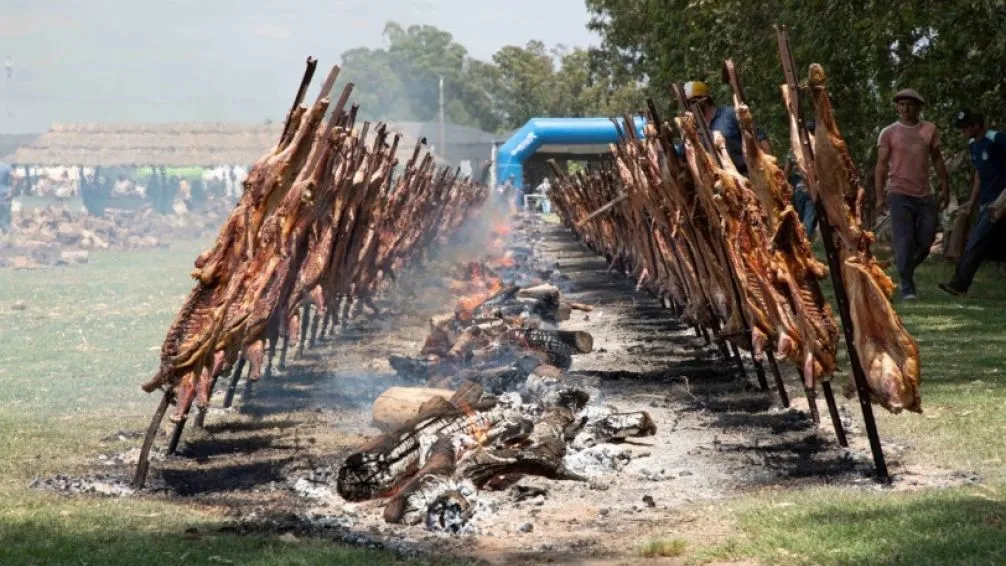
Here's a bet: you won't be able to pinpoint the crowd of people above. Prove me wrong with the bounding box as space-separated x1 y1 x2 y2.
0 164 249 222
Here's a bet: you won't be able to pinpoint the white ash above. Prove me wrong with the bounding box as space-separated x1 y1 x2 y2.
290 477 339 503
96 447 157 466
563 444 633 476
30 474 135 497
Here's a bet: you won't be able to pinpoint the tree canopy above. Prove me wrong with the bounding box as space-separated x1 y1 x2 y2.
337 22 645 134
338 6 1005 188
584 0 1006 172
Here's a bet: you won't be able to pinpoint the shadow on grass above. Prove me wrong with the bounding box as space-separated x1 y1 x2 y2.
201 418 302 435
158 457 294 496
0 518 454 566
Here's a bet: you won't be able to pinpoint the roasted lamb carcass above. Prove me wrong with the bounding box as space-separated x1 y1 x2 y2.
734 101 840 385
677 113 793 358
807 63 921 413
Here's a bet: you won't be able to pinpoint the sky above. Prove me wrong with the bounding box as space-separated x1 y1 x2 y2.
0 0 600 133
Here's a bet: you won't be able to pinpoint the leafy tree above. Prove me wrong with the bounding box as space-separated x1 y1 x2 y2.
337 22 648 134
492 41 555 126
339 46 413 121
585 0 1006 173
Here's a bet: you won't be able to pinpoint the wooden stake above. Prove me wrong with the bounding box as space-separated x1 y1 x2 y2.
776 24 887 481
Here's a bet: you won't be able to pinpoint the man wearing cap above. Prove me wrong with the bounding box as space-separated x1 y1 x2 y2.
683 80 769 175
939 110 1006 296
875 88 950 300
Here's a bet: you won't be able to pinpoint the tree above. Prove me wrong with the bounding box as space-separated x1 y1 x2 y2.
585 0 1006 172
338 22 504 132
339 47 414 121
492 41 555 127
336 21 649 135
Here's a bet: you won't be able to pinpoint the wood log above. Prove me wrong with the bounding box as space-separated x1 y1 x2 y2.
556 330 594 354
556 302 573 322
371 386 455 432
384 435 456 523
565 301 594 312
517 283 561 303
447 326 481 359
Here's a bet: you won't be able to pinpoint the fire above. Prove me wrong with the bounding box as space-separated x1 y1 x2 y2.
487 252 516 269
456 398 490 446
491 219 513 237
451 261 505 321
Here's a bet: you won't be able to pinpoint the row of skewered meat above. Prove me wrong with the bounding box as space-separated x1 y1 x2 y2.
141 63 490 424
548 63 920 414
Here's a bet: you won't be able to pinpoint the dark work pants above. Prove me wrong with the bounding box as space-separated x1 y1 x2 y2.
888 192 938 295
950 211 1006 292
792 188 818 238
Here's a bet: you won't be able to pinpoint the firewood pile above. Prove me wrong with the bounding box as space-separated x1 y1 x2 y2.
133 59 491 487
546 61 920 415
334 216 656 533
0 200 231 269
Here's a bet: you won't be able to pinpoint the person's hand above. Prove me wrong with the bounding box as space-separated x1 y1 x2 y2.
875 200 887 215
992 205 1005 223
937 191 950 211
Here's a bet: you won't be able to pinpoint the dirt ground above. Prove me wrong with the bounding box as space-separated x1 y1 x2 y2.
38 213 976 565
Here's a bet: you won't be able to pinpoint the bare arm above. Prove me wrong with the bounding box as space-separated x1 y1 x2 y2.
875 143 891 210
758 139 772 154
931 144 950 209
783 157 793 180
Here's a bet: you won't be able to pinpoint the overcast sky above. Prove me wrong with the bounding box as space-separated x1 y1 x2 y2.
0 0 599 133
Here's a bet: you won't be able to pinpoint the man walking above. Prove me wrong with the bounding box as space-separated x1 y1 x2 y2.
875 88 950 299
939 110 1006 296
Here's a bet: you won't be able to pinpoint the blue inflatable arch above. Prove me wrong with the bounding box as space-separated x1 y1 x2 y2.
495 117 646 189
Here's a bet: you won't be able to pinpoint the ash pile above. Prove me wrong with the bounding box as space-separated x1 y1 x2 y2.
325 215 657 534
0 200 229 269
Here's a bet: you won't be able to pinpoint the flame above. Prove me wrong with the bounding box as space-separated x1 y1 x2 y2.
456 398 490 446
491 219 513 237
451 261 504 321
487 252 516 269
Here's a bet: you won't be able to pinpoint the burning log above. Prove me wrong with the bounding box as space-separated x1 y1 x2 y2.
332 194 661 530
337 390 525 502
458 407 584 488
371 386 456 432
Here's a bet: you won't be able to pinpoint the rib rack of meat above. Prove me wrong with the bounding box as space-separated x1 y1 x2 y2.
726 62 840 386
808 63 921 413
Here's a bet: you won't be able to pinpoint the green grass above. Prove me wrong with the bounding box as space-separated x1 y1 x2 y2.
638 537 688 558
694 485 1006 565
679 252 1006 565
0 239 443 565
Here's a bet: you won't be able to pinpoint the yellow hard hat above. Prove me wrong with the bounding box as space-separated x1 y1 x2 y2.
684 80 710 101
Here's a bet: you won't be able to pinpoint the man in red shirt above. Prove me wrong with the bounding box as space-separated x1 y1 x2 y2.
875 88 950 300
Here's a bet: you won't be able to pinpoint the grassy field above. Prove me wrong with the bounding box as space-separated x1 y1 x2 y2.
0 240 451 565
673 255 1006 565
4 238 1006 564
